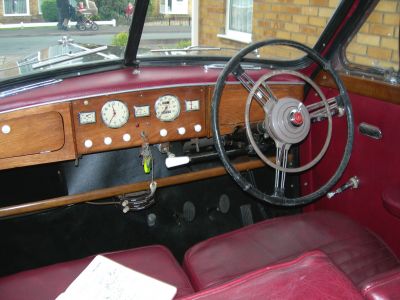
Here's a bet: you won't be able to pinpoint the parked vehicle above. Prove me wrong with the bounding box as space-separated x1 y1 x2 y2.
0 0 399 299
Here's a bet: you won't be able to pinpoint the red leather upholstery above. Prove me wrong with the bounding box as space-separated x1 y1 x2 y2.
183 211 400 291
0 245 194 300
177 251 363 300
382 185 400 219
360 267 400 300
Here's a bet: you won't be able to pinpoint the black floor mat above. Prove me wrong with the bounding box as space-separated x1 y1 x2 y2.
0 168 299 277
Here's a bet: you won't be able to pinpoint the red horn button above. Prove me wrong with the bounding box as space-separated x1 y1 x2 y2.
290 111 303 127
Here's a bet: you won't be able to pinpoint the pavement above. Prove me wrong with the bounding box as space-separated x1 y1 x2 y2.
0 24 191 38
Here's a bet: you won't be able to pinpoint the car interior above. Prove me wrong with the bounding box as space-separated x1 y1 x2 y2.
0 0 399 299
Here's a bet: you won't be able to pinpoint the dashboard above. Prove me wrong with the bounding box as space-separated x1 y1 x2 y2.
0 66 304 171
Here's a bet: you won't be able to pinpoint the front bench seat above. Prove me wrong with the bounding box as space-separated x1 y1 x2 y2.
0 245 194 300
183 210 400 291
177 251 363 300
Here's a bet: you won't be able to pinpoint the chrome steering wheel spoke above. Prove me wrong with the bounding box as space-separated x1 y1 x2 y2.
307 96 345 123
274 143 291 197
233 64 276 107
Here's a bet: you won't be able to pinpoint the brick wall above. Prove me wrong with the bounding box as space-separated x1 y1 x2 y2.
199 0 340 59
199 0 398 69
347 0 399 71
0 0 43 23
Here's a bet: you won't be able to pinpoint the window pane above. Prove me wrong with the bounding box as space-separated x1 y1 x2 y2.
38 0 42 13
137 0 342 61
229 0 253 33
4 0 27 14
346 0 399 71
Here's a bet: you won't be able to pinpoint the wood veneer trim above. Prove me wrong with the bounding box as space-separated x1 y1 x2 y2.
315 71 400 105
0 159 265 218
0 103 77 170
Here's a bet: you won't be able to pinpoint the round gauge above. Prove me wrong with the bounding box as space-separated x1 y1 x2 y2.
101 100 129 128
155 95 181 121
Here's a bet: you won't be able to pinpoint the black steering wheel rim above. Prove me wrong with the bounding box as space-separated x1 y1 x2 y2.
211 39 354 206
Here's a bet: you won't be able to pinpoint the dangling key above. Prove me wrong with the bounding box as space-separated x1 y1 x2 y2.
140 132 152 174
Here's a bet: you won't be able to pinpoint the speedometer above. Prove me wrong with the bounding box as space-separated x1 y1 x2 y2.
155 95 181 121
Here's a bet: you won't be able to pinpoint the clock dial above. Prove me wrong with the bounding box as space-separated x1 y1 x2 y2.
101 100 129 128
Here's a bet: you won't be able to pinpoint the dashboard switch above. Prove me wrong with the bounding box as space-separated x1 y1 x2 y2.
123 133 131 142
160 129 168 137
177 127 186 135
104 137 112 145
84 139 93 148
194 124 202 132
1 125 11 134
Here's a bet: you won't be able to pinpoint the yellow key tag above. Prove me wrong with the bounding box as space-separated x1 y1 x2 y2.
143 157 152 174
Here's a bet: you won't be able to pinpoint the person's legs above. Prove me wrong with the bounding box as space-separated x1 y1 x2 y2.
57 8 63 29
62 18 69 30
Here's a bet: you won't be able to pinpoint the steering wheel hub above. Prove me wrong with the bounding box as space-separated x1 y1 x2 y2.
267 97 310 145
290 110 303 127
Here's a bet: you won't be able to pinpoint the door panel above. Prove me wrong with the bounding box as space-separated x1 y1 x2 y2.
303 85 400 257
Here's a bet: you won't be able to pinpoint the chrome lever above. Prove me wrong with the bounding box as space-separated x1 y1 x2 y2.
327 176 360 199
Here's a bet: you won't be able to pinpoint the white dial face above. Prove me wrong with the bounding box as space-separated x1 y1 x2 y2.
101 100 129 128
79 111 96 124
155 95 180 121
134 105 150 117
185 100 200 111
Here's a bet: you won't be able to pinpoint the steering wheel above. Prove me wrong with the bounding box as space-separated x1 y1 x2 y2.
211 39 354 206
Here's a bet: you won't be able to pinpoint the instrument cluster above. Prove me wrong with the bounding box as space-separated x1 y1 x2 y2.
72 86 207 155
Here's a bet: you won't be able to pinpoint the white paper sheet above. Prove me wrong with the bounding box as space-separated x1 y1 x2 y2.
55 255 177 300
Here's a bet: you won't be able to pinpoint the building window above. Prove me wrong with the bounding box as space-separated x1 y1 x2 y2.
345 0 399 73
219 0 253 43
38 0 43 14
3 0 29 15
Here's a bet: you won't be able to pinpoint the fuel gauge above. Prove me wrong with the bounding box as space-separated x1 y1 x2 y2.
79 111 96 125
134 105 150 117
185 99 200 111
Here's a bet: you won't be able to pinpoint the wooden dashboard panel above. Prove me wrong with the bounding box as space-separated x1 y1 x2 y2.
72 86 207 155
0 112 64 159
213 83 305 135
0 102 76 170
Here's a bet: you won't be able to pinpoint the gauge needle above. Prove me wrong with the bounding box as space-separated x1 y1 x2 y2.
110 105 116 122
157 105 168 117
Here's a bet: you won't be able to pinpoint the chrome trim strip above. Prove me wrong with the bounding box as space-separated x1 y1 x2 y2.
0 81 304 114
0 79 63 99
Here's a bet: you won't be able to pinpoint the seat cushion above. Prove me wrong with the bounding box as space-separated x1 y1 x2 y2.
0 245 194 300
178 251 363 300
183 210 400 291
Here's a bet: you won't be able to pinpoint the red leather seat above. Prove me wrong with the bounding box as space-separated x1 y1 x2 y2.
0 245 194 300
177 250 363 300
359 267 400 300
183 210 400 291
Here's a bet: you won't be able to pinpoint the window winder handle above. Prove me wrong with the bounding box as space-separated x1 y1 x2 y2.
327 176 360 199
